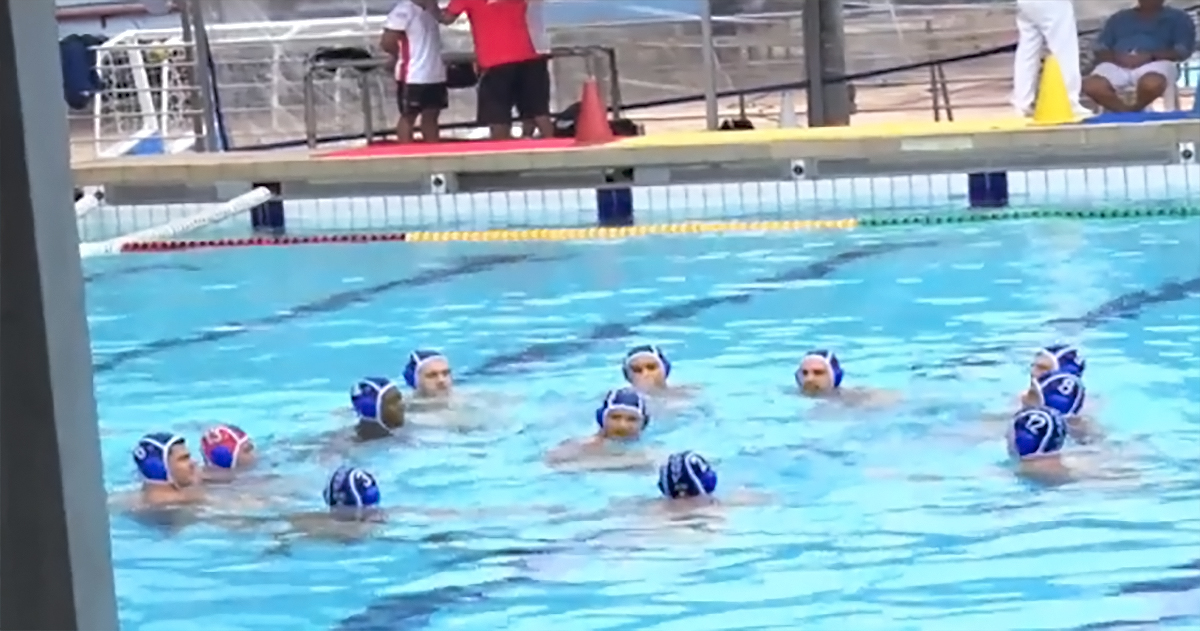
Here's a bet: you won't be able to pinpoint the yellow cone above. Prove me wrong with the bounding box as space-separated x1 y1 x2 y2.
1033 55 1077 125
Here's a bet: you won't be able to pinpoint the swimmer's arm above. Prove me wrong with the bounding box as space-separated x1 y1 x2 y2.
855 387 902 407
1066 414 1106 444
723 487 773 506
543 438 587 466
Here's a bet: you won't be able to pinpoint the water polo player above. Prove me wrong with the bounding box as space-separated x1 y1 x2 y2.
200 424 256 479
404 349 453 400
623 345 672 391
545 387 658 470
351 377 405 440
795 349 899 407
1024 368 1104 443
133 432 203 505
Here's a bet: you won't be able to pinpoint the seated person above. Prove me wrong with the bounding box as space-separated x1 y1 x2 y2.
1083 0 1197 112
351 377 406 440
199 424 257 482
544 387 657 470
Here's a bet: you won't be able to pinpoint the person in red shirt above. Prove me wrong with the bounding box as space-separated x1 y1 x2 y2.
435 0 554 140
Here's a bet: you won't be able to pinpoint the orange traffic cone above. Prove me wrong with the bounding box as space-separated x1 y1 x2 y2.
574 77 614 145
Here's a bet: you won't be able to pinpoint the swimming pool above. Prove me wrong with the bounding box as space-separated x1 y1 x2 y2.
88 216 1200 631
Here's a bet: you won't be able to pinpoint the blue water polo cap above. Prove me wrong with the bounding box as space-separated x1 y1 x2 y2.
622 344 672 381
1011 406 1068 458
324 465 381 508
797 349 844 387
133 432 185 484
403 349 447 389
1037 344 1086 377
1034 369 1086 416
594 387 650 428
657 451 718 498
351 377 399 427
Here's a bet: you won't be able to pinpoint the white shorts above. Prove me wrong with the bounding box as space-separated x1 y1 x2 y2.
1090 60 1178 91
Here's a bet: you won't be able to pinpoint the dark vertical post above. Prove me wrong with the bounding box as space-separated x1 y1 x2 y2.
819 0 851 126
803 0 851 127
0 1 119 630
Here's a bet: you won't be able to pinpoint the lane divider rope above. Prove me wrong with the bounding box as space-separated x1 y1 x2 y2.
114 206 1199 253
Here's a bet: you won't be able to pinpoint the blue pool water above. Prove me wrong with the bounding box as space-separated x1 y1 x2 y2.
87 217 1200 631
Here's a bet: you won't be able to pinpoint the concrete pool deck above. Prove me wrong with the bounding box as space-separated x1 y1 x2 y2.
70 120 1199 201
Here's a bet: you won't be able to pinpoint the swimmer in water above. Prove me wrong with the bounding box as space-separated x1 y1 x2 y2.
544 387 658 471
404 349 453 402
622 345 688 395
549 451 768 538
1024 368 1103 443
131 432 203 506
1007 406 1133 484
795 349 899 408
1021 344 1087 404
351 377 406 440
200 424 256 483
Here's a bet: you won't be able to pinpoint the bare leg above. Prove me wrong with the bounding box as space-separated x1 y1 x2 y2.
419 110 441 143
533 115 554 139
1082 75 1128 112
1132 72 1167 112
396 114 417 143
489 124 512 140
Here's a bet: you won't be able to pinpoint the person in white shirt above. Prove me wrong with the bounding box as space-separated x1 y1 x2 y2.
380 0 448 143
1011 0 1091 118
521 0 553 138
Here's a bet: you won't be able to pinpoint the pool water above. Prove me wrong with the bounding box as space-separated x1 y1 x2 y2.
87 217 1200 631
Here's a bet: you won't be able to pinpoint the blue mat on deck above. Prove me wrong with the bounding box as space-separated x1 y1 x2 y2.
1082 110 1199 124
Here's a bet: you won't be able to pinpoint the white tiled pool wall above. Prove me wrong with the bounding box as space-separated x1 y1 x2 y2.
77 164 1200 242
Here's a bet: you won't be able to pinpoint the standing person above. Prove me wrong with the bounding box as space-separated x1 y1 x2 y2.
380 0 448 143
434 0 554 140
521 0 553 138
1011 0 1091 118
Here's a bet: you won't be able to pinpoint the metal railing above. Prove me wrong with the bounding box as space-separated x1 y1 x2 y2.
68 2 1199 158
300 46 624 148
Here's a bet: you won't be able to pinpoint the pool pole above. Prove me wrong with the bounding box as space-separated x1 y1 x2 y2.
0 1 120 629
250 182 286 235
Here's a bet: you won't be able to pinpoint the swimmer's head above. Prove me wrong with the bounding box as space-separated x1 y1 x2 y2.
657 451 718 499
133 432 197 488
594 387 649 440
1031 369 1086 417
623 344 671 390
1008 406 1068 460
1031 344 1086 379
199 424 255 470
403 349 452 397
351 377 405 436
323 465 381 518
796 349 843 396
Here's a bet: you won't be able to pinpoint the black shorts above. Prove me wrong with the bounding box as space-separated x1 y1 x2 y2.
476 58 551 125
396 82 448 117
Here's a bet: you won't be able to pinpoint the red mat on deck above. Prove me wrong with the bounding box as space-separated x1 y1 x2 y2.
321 137 586 159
